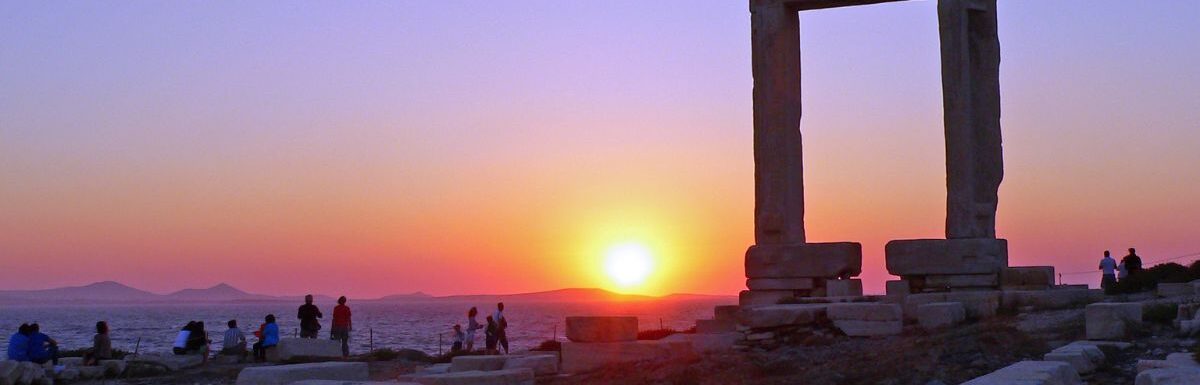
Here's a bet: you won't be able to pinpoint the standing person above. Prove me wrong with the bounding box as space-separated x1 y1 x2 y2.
297 295 323 339
1122 248 1144 275
465 307 483 352
28 323 59 366
493 302 508 354
83 321 112 366
331 296 351 358
7 324 32 362
1099 250 1118 292
451 324 464 353
222 320 247 361
484 316 498 355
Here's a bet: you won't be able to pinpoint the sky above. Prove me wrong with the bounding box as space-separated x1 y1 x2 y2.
1 0 1197 298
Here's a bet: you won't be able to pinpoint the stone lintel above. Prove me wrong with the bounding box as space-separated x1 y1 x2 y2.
885 238 1007 276
752 0 907 12
745 242 863 278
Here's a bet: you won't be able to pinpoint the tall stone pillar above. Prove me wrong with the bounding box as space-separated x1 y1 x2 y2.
743 0 863 307
939 0 1003 239
750 0 805 245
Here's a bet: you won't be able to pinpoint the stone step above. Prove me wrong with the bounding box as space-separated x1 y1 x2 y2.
500 355 558 376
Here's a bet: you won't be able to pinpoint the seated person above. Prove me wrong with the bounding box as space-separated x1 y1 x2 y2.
221 320 247 360
7 324 32 362
28 324 59 366
83 321 112 366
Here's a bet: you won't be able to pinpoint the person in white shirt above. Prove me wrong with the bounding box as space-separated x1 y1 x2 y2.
1098 250 1118 291
222 320 247 360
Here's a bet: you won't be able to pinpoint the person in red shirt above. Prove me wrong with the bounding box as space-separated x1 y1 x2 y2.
331 296 352 357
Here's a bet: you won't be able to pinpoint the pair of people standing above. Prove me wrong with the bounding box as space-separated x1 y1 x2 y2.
1099 248 1144 290
462 302 508 354
296 294 353 357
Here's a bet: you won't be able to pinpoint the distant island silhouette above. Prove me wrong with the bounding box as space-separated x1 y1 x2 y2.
0 281 732 305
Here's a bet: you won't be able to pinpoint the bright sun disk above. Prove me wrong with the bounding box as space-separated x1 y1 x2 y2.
604 243 654 287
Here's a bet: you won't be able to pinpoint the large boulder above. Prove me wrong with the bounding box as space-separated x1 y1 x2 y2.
235 362 369 385
745 243 862 278
885 238 1008 276
273 338 344 361
1086 303 1143 340
412 368 534 385
99 359 127 377
962 360 1082 385
565 316 638 343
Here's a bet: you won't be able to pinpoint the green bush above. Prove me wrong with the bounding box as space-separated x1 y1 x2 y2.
1143 303 1178 325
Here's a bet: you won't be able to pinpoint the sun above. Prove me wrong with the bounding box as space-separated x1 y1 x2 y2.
604 243 654 287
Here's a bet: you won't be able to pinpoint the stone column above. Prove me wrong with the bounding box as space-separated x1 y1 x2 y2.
939 0 1003 239
751 0 805 245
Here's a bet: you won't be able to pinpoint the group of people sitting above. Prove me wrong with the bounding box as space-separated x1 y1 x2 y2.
7 321 111 366
450 302 510 355
173 315 281 362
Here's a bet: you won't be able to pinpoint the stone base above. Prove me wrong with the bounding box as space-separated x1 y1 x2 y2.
565 316 637 342
903 291 1000 321
560 340 692 374
962 361 1082 385
125 354 205 371
235 362 369 385
916 274 998 291
1086 303 1142 340
745 242 862 278
1000 266 1055 289
738 304 828 329
827 303 902 337
885 238 1008 276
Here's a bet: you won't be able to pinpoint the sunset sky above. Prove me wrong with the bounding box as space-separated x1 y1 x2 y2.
2 0 1198 298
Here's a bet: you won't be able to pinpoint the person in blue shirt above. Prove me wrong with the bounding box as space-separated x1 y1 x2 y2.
7 323 32 362
253 314 280 362
27 323 59 366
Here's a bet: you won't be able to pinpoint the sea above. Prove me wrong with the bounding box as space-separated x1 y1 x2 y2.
0 298 735 355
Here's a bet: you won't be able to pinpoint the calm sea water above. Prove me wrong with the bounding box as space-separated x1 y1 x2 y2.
0 299 734 355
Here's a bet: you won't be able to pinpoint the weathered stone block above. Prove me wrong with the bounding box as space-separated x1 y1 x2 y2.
695 319 735 334
1157 283 1193 297
124 353 204 371
1000 289 1099 312
560 340 692 374
826 279 863 297
886 280 911 296
918 302 966 330
885 238 1008 276
713 305 740 321
832 320 902 337
413 368 535 385
501 355 558 376
1000 266 1055 288
690 332 740 353
273 338 344 362
738 304 827 329
826 303 902 321
1136 368 1200 385
1086 303 1142 340
746 278 815 290
924 274 998 288
293 381 419 385
235 362 369 385
1044 344 1104 374
77 365 106 379
0 361 18 385
903 291 1000 320
962 360 1082 385
565 316 637 343
449 356 508 372
745 243 862 278
738 290 795 307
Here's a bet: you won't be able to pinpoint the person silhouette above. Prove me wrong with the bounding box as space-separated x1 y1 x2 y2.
297 295 323 339
1098 250 1117 291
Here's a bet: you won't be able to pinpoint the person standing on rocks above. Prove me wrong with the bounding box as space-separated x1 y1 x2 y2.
465 307 483 352
1099 250 1118 292
493 302 509 354
1122 248 1144 275
331 296 352 357
297 294 323 339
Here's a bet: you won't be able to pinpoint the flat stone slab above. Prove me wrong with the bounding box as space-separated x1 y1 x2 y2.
1000 289 1100 312
565 316 638 343
746 277 815 290
273 338 344 362
501 355 558 376
826 303 901 321
1136 368 1200 385
1086 303 1142 340
745 242 862 278
1044 344 1105 374
412 368 535 385
962 360 1082 385
738 304 828 329
560 340 692 374
125 353 205 371
832 320 902 337
918 302 966 330
885 238 1008 276
449 356 508 372
924 274 998 288
826 279 863 297
1001 266 1055 288
903 291 1000 321
236 362 369 385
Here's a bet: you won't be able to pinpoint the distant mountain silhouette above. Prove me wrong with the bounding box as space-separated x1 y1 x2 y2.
0 281 733 305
